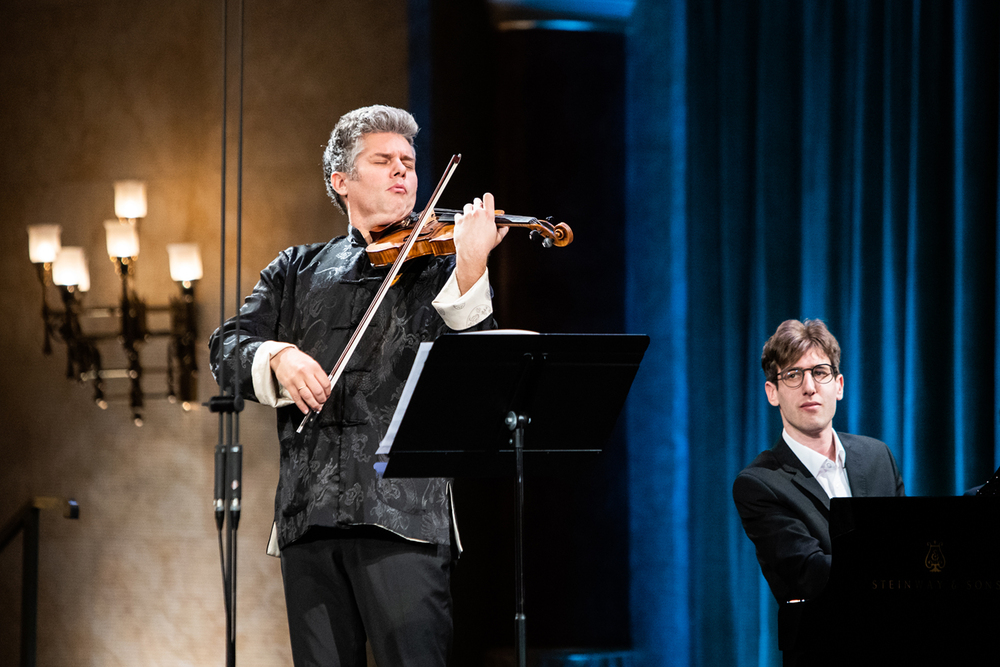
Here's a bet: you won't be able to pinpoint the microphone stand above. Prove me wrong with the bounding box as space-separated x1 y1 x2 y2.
209 396 243 667
208 1 246 665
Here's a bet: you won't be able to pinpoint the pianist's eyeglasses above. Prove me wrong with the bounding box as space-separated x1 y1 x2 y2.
774 364 837 388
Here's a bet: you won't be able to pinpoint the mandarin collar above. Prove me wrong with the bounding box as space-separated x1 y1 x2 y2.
348 225 367 247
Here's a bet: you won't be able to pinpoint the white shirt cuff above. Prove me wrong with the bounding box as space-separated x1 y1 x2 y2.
432 268 493 330
252 341 298 408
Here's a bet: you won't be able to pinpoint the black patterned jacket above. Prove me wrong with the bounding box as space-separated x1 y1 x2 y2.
209 226 495 549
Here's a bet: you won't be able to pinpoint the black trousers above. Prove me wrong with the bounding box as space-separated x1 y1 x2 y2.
280 526 453 667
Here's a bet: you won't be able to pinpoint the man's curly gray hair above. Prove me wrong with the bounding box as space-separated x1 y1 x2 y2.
322 105 419 213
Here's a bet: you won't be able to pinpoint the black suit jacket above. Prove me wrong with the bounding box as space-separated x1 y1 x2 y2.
732 432 905 603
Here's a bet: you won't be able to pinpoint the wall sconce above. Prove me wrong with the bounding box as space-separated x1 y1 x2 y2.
27 181 201 426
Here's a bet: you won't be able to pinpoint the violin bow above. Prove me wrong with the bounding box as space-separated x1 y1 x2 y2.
296 154 462 434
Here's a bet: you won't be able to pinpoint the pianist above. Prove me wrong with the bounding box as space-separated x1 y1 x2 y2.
733 319 905 604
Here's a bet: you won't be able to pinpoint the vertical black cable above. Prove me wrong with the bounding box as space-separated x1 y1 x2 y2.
210 1 244 666
217 0 228 397
219 2 234 665
234 0 244 429
213 0 230 535
226 2 246 664
215 4 230 604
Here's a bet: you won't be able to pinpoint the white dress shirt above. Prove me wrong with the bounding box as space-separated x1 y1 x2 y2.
783 429 852 499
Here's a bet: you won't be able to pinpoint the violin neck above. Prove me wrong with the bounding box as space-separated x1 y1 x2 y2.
495 215 541 230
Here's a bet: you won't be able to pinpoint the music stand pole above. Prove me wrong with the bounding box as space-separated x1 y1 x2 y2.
507 411 529 667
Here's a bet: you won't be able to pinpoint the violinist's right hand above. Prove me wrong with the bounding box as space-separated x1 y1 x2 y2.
270 346 332 414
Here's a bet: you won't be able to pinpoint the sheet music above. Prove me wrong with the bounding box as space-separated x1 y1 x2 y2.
374 330 539 476
377 341 434 457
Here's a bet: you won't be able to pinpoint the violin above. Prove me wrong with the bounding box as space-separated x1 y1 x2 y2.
366 208 573 267
296 153 574 435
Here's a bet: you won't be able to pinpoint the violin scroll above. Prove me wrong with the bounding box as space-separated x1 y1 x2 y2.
532 219 573 248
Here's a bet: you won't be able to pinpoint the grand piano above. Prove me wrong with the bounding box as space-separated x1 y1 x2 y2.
779 494 1000 665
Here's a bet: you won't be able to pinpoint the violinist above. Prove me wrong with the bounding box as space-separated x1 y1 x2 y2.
209 104 507 667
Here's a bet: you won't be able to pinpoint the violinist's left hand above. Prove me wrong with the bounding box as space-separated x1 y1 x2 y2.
453 192 508 294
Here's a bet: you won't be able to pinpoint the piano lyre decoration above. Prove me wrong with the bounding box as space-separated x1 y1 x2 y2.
27 181 201 426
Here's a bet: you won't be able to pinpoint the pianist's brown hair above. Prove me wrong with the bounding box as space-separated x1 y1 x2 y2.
761 319 841 384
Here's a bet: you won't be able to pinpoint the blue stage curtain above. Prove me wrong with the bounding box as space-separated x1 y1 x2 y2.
626 1 999 665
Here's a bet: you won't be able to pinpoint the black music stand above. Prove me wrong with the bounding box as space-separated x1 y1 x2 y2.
379 333 649 667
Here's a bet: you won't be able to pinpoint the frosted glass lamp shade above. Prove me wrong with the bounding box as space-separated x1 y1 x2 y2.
167 243 203 282
52 247 90 291
114 180 147 219
28 224 62 263
104 219 140 258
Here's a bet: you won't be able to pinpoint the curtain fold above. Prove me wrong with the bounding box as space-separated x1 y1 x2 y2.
627 1 999 665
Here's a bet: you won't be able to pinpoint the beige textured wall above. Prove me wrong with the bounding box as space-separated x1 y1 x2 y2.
0 1 408 664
